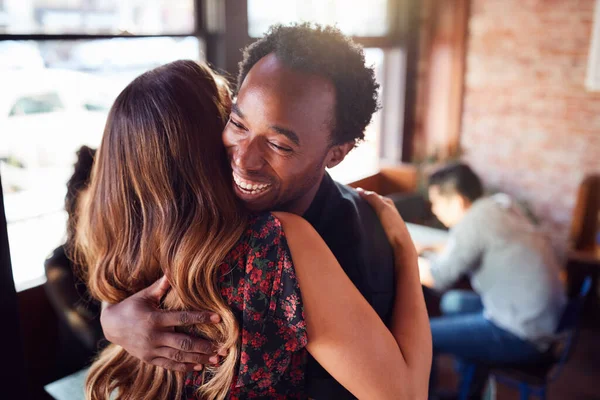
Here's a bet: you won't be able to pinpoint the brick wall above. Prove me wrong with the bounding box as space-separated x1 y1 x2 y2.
461 0 600 254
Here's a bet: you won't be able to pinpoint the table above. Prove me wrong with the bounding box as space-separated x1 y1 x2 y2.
45 368 88 400
405 222 449 247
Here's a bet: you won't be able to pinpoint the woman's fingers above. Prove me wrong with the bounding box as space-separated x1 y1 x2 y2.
357 188 399 218
356 187 414 252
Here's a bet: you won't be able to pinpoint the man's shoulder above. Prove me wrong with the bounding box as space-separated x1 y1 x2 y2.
333 180 359 199
309 176 391 252
331 180 380 223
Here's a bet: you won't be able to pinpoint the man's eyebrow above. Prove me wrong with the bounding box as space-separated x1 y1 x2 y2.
271 125 300 146
231 103 245 119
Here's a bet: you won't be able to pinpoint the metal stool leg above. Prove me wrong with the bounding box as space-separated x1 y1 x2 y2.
458 364 477 400
519 382 530 400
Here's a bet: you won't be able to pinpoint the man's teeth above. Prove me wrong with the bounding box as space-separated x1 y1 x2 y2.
233 174 270 193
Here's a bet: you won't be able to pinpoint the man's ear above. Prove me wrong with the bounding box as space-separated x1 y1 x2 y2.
325 142 355 169
458 194 472 210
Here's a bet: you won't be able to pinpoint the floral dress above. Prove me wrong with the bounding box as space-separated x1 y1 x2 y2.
184 213 308 399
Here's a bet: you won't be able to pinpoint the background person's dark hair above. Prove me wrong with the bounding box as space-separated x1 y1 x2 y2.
65 146 96 246
428 162 484 203
237 23 380 146
65 145 96 218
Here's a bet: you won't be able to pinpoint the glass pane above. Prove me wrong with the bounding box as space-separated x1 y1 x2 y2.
1 36 203 291
328 48 386 183
0 0 195 35
248 0 389 38
9 92 65 116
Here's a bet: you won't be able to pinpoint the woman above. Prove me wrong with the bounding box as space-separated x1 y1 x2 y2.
75 60 430 399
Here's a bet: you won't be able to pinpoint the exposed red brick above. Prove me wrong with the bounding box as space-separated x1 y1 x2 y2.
461 0 600 255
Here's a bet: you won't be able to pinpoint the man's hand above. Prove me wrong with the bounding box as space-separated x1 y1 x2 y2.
101 276 226 372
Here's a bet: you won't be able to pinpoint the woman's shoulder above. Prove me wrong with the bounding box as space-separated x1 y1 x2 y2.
241 212 285 245
247 211 282 231
225 213 292 263
245 212 312 240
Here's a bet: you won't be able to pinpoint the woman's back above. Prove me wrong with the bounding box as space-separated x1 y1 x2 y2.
186 209 425 400
183 213 308 399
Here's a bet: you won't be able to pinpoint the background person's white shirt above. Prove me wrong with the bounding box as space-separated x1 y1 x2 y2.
429 194 566 350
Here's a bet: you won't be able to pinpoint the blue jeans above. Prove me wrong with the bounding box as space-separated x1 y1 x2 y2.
430 290 544 397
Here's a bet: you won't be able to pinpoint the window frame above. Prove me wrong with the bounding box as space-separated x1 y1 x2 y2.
0 0 212 293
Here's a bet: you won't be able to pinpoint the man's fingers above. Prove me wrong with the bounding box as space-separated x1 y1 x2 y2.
150 357 197 372
155 331 218 355
143 275 171 301
152 310 221 328
154 346 220 365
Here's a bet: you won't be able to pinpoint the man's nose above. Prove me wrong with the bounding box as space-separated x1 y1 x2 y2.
233 137 265 172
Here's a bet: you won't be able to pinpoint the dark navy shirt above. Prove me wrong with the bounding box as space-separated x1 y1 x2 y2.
302 173 396 399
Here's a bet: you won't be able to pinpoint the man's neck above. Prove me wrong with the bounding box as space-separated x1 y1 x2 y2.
287 177 325 216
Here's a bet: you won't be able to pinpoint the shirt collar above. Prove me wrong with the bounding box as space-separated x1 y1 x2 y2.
302 172 339 227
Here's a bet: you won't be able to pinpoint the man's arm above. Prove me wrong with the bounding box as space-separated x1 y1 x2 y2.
100 276 226 372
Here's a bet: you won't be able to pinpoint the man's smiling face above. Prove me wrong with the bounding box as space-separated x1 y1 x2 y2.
222 53 344 215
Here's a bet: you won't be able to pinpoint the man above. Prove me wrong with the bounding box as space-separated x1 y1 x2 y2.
99 24 430 399
417 162 566 398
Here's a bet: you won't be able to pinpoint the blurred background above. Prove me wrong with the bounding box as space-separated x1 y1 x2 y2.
0 1 599 399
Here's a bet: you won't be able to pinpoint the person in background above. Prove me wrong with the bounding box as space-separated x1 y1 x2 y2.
417 162 566 399
45 145 103 352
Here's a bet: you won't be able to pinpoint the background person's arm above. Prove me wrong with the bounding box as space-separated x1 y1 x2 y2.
275 211 430 400
417 257 436 288
424 210 485 291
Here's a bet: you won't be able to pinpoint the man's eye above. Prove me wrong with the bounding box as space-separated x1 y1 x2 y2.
269 142 292 152
229 118 246 130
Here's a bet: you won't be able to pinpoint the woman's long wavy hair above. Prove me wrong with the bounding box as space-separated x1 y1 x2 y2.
74 60 247 400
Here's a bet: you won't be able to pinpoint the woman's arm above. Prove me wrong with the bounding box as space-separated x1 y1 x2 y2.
274 209 430 400
357 189 432 398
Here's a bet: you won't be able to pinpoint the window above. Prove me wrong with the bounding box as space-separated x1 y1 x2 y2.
9 92 64 116
327 48 385 183
1 1 203 291
248 0 390 37
0 0 195 35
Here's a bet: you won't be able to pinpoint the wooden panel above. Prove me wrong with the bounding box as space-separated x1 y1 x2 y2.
347 173 383 192
348 164 418 196
570 175 600 251
417 0 470 159
380 165 418 193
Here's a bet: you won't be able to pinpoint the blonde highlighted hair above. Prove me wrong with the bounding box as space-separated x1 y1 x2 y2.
75 60 246 399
